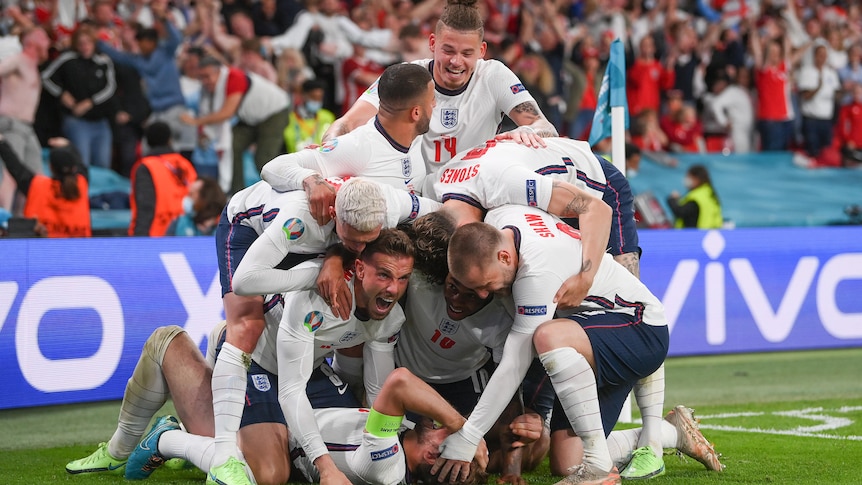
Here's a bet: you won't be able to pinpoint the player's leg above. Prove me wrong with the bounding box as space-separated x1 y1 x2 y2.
533 318 617 483
212 210 267 477
65 325 186 475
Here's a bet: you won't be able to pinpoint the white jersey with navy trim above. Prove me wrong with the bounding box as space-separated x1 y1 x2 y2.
396 273 512 384
278 277 404 464
261 118 424 193
358 59 537 197
457 205 666 452
433 138 608 208
290 407 410 485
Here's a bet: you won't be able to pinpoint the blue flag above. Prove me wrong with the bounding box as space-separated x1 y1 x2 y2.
588 38 629 147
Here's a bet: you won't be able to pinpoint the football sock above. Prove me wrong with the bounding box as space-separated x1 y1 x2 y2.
540 347 613 473
108 326 181 459
211 342 249 466
607 421 679 467
159 429 215 471
634 364 666 457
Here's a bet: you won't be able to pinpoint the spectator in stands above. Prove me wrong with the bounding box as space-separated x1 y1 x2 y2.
703 71 754 153
111 63 151 177
238 38 279 83
565 43 602 140
340 42 384 115
276 47 315 94
398 23 428 63
91 0 124 50
0 26 50 215
42 27 118 169
798 43 840 157
180 56 290 194
251 0 303 37
667 164 723 230
836 82 862 168
664 104 706 153
129 122 197 237
668 20 703 103
283 79 335 153
631 108 668 152
166 176 226 236
750 22 796 151
98 14 196 160
511 50 561 132
0 135 91 238
839 43 862 104
627 34 675 117
267 0 396 113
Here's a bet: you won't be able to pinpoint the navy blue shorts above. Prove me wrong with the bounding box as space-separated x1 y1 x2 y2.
306 361 362 409
243 361 286 427
549 312 668 436
424 358 554 422
216 208 260 297
562 156 639 257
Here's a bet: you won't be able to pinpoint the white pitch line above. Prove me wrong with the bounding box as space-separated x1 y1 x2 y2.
694 407 862 441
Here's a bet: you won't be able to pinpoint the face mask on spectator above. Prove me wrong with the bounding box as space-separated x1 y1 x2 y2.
304 100 323 115
182 196 196 216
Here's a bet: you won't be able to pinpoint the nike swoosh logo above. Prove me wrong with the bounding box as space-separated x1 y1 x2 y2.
337 385 348 395
107 463 124 471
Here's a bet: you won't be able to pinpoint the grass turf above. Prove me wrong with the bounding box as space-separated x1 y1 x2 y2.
2 348 862 483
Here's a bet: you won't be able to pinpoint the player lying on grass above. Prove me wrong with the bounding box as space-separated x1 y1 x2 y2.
65 324 488 485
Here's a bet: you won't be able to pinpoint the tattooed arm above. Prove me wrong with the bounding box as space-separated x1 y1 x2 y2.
494 100 559 148
546 179 612 309
614 251 641 279
302 174 338 225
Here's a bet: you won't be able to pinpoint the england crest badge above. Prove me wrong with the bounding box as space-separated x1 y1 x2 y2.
441 108 458 129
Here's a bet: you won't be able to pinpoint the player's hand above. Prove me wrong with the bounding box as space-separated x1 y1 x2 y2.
509 413 544 447
431 458 472 484
554 271 593 310
318 463 352 485
495 126 547 148
303 174 337 225
317 256 351 320
179 112 197 125
475 438 489 470
497 474 527 485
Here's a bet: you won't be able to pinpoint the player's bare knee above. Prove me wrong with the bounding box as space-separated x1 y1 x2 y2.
385 367 414 389
251 463 289 485
143 325 186 366
226 316 267 351
532 321 562 353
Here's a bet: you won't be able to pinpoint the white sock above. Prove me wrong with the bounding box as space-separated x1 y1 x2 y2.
158 429 216 472
633 364 665 457
607 421 686 467
211 342 249 466
108 327 180 459
540 348 613 473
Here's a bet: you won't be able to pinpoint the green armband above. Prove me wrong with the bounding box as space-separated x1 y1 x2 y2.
365 409 403 438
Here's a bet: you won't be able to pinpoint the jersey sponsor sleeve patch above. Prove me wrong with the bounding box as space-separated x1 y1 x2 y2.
318 139 338 152
517 305 547 316
370 443 399 461
510 83 526 94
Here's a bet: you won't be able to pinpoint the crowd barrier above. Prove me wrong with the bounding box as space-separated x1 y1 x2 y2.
2 226 860 409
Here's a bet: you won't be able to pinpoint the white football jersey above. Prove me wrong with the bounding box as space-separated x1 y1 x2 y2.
396 273 512 383
278 277 404 463
433 138 608 208
261 118 424 193
290 407 410 485
358 59 537 197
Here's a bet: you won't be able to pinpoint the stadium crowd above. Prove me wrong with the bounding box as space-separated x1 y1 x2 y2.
0 0 860 237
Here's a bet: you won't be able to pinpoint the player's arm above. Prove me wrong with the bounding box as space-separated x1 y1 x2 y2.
185 91 242 125
322 98 378 142
547 180 612 308
433 330 534 481
260 150 327 192
231 219 324 296
503 99 559 144
363 339 397 407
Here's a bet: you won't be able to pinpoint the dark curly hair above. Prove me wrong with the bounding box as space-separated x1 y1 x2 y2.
400 211 456 286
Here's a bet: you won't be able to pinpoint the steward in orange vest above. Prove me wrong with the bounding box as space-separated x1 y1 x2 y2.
129 122 197 236
0 137 91 237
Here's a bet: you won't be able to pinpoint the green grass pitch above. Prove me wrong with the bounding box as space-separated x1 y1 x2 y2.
2 347 862 484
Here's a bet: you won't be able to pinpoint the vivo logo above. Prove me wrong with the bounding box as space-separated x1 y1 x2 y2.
660 231 862 344
0 253 220 394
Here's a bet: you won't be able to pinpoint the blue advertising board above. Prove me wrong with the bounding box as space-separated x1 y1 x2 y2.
1 227 861 409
